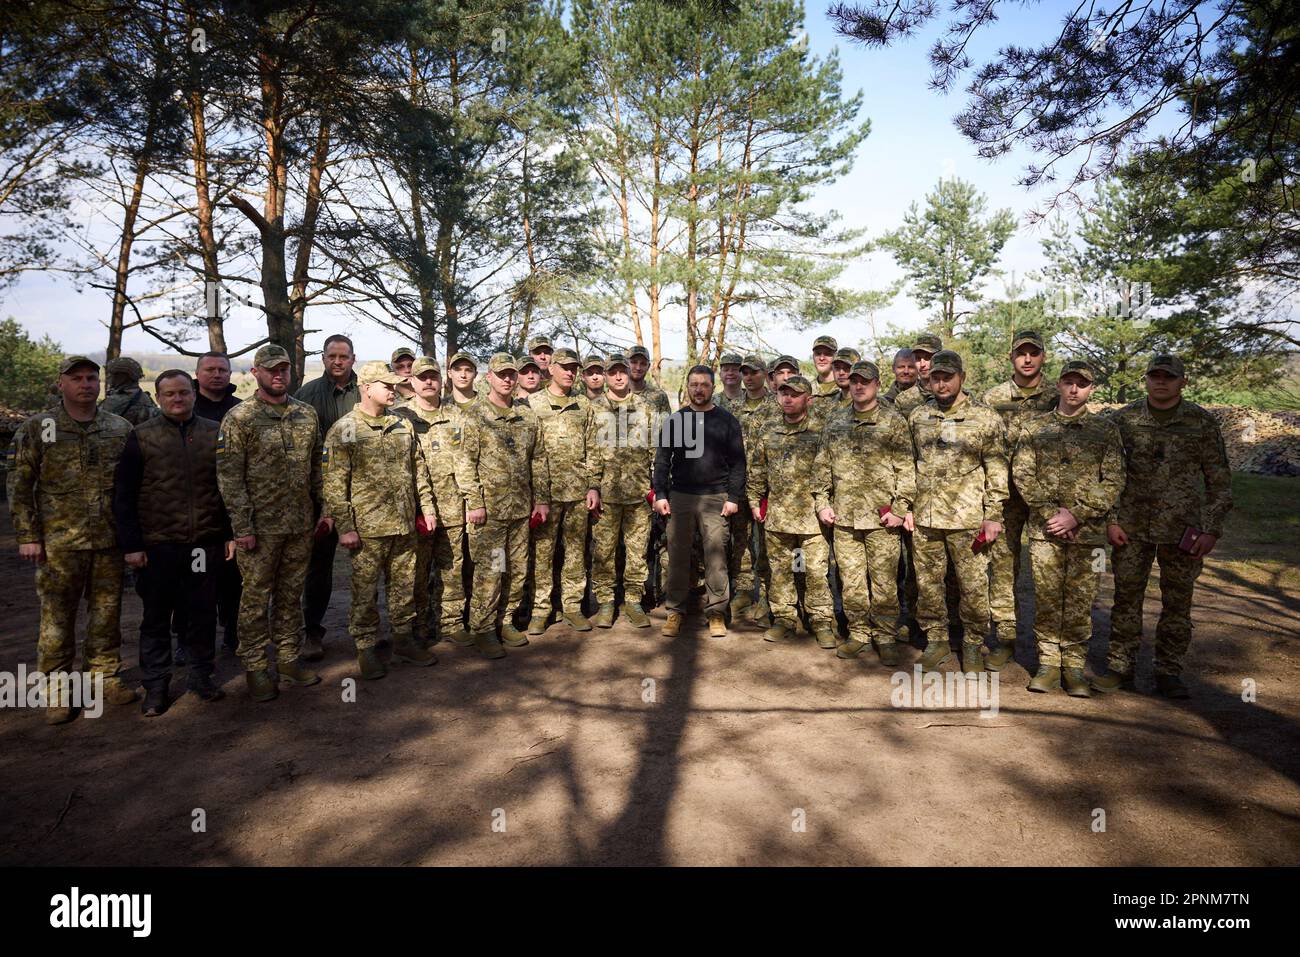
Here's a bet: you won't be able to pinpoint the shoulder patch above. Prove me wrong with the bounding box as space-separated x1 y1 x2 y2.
215 433 226 453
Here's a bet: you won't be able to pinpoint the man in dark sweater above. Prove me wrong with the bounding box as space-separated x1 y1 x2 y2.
114 370 233 716
193 351 242 654
653 365 746 638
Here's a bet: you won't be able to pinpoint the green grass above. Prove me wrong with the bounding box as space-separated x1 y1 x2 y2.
1218 473 1300 565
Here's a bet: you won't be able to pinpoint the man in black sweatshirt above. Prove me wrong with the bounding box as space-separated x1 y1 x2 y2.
653 365 746 638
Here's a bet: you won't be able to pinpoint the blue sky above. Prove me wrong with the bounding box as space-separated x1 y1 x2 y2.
9 1 1098 363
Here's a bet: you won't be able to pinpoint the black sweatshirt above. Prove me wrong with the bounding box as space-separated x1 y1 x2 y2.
652 405 747 504
194 384 242 422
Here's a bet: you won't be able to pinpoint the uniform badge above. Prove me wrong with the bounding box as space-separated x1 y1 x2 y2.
215 434 226 453
321 447 330 466
450 429 462 447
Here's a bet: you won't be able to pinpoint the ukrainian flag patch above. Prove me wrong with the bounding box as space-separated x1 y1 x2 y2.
215 433 226 453
321 447 330 466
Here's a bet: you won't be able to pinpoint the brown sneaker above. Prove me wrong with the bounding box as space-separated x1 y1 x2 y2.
662 612 684 637
708 615 727 638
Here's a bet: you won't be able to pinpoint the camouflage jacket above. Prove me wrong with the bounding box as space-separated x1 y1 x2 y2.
746 412 824 535
528 388 596 503
589 392 656 504
814 403 916 530
634 382 672 418
881 381 916 407
908 395 1009 530
216 395 322 538
1011 409 1126 545
980 378 1059 428
323 407 435 538
1108 399 1233 542
715 389 748 416
893 381 933 415
728 390 773 457
395 401 467 527
99 386 159 426
454 396 550 519
5 405 132 549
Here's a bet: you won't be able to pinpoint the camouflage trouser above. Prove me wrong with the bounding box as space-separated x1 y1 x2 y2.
349 533 418 649
36 547 124 676
727 502 768 600
531 500 590 617
467 516 529 635
592 501 651 605
1108 541 1203 677
834 526 902 645
1029 538 1100 668
898 529 918 620
236 531 311 670
914 526 990 641
766 530 833 631
988 494 1029 625
414 522 467 641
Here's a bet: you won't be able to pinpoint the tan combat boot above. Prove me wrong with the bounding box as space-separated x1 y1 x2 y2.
662 612 684 637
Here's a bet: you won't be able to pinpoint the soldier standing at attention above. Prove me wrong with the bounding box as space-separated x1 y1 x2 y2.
515 357 544 404
527 348 597 636
907 350 1009 673
1012 360 1125 697
395 357 470 647
99 356 161 425
193 351 243 655
389 346 417 409
323 361 437 679
981 330 1058 668
1095 354 1233 698
893 333 943 415
455 354 551 659
747 375 836 648
716 352 745 410
114 370 233 716
528 334 555 385
815 361 915 663
295 333 359 660
882 349 919 406
628 344 672 417
588 352 656 629
726 354 774 622
7 356 139 723
581 354 606 401
446 352 479 408
217 344 330 701
810 335 838 400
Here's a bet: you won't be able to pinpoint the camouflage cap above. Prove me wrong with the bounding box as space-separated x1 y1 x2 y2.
447 351 477 370
779 374 813 394
390 346 416 364
911 333 943 355
627 344 651 360
518 356 542 372
1059 359 1096 382
410 356 441 376
105 356 144 379
928 349 964 375
59 355 100 375
1011 329 1046 351
488 352 519 374
833 347 861 366
812 335 838 353
359 360 406 386
719 351 744 366
740 353 766 372
527 334 553 353
769 354 800 373
552 347 580 366
605 351 629 370
848 360 880 381
582 354 605 371
254 344 292 369
1147 353 1186 377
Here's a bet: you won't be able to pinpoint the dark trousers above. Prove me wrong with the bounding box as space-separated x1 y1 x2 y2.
304 526 338 636
217 552 242 647
137 542 220 690
665 491 730 616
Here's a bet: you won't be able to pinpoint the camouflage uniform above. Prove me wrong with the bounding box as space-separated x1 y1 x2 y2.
216 394 323 671
99 357 160 426
893 381 933 416
589 391 656 605
814 397 915 646
908 390 1008 642
634 381 672 419
396 397 468 642
6 403 132 680
455 392 551 636
527 385 595 620
746 390 831 633
1106 394 1232 677
323 405 435 650
881 381 916 407
725 385 774 602
981 376 1058 630
1012 408 1125 668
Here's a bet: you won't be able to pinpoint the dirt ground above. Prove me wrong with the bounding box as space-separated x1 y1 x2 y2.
1 504 1297 867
